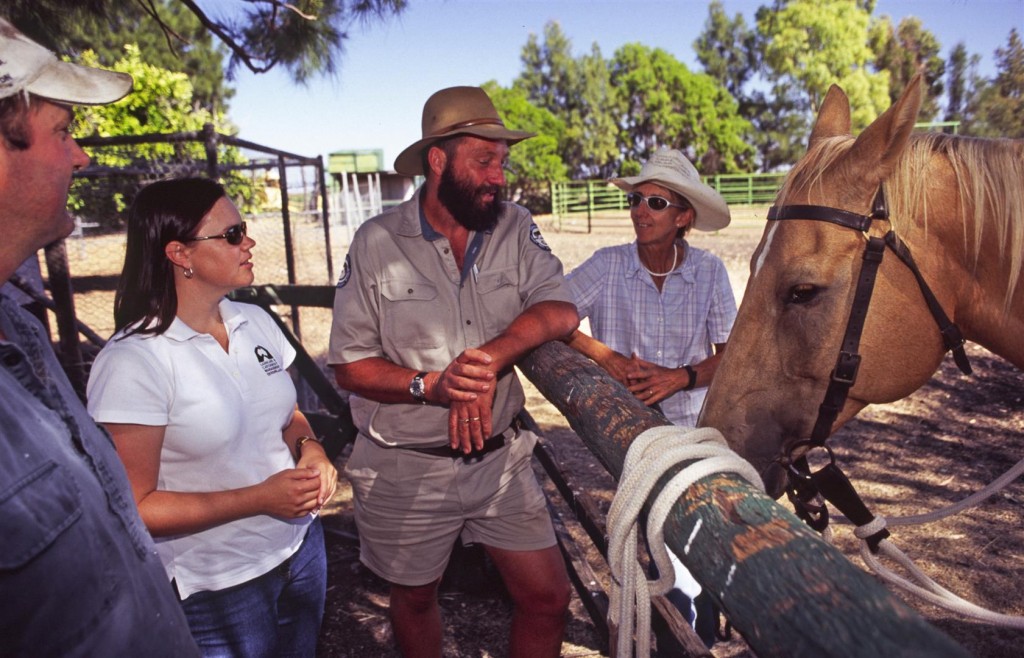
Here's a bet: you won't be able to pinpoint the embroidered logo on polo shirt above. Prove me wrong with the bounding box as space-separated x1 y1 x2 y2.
529 223 551 252
337 254 351 288
254 345 283 375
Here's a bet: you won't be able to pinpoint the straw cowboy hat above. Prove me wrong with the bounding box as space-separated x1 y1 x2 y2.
0 18 132 104
394 86 535 176
610 147 731 231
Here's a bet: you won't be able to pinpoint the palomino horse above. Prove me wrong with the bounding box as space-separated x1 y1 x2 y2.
701 75 1024 499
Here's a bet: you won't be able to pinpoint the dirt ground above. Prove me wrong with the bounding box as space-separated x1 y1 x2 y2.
308 210 1022 657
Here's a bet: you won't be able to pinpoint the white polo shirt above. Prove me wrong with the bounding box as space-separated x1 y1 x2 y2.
87 299 310 599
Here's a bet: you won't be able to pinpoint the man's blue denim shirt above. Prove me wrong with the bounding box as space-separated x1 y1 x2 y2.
0 293 198 657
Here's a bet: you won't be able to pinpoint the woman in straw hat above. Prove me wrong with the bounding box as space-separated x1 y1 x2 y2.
565 147 736 423
564 147 737 645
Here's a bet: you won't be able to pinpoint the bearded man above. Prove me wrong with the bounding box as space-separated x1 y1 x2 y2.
329 86 578 658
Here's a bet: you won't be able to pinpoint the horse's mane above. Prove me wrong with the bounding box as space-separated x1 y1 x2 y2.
776 132 1024 310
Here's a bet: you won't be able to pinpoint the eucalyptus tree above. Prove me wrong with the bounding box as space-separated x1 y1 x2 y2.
969 28 1024 138
516 21 620 179
608 43 752 174
869 15 945 120
480 82 568 213
756 0 890 131
694 0 802 172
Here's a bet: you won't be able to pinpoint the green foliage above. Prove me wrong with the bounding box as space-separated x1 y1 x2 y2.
695 1 803 172
482 82 568 214
514 22 750 182
869 15 944 120
944 42 978 125
745 86 810 172
968 28 1024 138
693 0 759 99
515 23 620 179
609 43 753 174
758 0 890 131
0 0 407 83
70 45 254 224
76 45 217 148
61 0 233 113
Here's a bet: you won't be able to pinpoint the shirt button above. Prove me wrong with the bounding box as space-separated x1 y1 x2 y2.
657 350 662 357
408 288 414 294
466 320 472 325
443 248 450 254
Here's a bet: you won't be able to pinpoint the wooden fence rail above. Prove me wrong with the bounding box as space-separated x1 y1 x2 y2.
518 340 970 658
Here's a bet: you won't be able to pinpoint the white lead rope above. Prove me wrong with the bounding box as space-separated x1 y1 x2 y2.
832 456 1024 630
606 426 764 658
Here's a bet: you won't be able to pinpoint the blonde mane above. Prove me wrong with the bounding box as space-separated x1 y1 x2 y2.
776 132 1024 310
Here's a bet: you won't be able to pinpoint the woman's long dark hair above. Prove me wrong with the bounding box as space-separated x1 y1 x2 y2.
114 177 226 337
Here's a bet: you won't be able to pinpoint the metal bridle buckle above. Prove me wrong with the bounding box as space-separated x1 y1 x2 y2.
783 441 835 532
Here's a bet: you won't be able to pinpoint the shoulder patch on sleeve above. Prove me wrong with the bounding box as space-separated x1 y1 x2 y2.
336 253 351 288
529 223 552 252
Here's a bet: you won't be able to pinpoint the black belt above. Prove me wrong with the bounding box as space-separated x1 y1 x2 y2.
405 417 522 460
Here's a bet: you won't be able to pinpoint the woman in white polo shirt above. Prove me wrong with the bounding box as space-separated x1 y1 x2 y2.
87 177 337 657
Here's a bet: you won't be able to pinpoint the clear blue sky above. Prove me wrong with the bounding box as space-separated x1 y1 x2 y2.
228 0 1023 165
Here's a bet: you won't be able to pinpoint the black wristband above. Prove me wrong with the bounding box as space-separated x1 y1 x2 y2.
682 364 698 391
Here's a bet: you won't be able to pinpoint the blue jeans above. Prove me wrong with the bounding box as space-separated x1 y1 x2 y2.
179 519 326 658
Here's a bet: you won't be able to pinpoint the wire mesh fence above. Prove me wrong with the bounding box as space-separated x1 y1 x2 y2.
39 126 352 407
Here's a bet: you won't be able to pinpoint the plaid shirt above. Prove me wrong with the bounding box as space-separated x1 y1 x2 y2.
566 240 736 427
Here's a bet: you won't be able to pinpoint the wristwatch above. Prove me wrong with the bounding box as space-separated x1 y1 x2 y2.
409 371 429 403
681 364 698 391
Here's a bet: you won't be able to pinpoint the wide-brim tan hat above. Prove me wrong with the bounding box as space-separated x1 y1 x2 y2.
394 86 535 176
610 147 731 231
0 18 132 105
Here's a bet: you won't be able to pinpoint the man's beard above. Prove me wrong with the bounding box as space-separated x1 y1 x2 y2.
437 165 503 232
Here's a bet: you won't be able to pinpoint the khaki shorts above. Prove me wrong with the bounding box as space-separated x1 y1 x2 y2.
344 427 555 586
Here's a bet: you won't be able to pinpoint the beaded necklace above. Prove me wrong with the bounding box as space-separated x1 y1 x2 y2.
640 243 679 277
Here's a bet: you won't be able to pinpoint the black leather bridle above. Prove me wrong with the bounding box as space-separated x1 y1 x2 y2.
766 186 973 545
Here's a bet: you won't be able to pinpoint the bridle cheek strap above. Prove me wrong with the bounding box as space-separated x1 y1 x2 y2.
767 187 972 446
883 233 972 375
770 186 974 540
810 236 886 443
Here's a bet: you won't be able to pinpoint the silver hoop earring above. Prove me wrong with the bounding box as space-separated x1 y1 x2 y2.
183 267 194 279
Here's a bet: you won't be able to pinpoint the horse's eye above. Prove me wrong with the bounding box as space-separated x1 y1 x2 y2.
786 284 819 305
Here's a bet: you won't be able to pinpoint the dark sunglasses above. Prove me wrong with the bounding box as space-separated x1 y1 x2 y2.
187 222 247 246
626 192 688 212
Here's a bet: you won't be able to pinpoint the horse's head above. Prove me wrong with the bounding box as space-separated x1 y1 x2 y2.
701 75 954 498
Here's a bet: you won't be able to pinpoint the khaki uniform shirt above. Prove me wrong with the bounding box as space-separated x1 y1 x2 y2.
328 189 572 448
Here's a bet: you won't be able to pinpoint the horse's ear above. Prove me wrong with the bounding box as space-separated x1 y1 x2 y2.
844 74 924 182
809 84 851 148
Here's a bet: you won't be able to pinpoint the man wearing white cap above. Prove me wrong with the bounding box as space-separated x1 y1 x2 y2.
329 86 578 657
0 18 198 656
565 147 738 646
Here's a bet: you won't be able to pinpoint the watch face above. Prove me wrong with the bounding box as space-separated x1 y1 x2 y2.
410 374 426 399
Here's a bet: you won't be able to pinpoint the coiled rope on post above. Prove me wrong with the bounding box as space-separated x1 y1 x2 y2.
606 426 764 658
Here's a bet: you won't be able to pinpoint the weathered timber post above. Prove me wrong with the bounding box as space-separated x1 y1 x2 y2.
519 341 968 658
43 240 85 399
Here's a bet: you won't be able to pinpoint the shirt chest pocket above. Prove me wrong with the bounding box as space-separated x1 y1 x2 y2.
0 460 82 569
475 268 522 339
381 279 445 349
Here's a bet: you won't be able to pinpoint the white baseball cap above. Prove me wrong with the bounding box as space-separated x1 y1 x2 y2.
0 18 132 105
